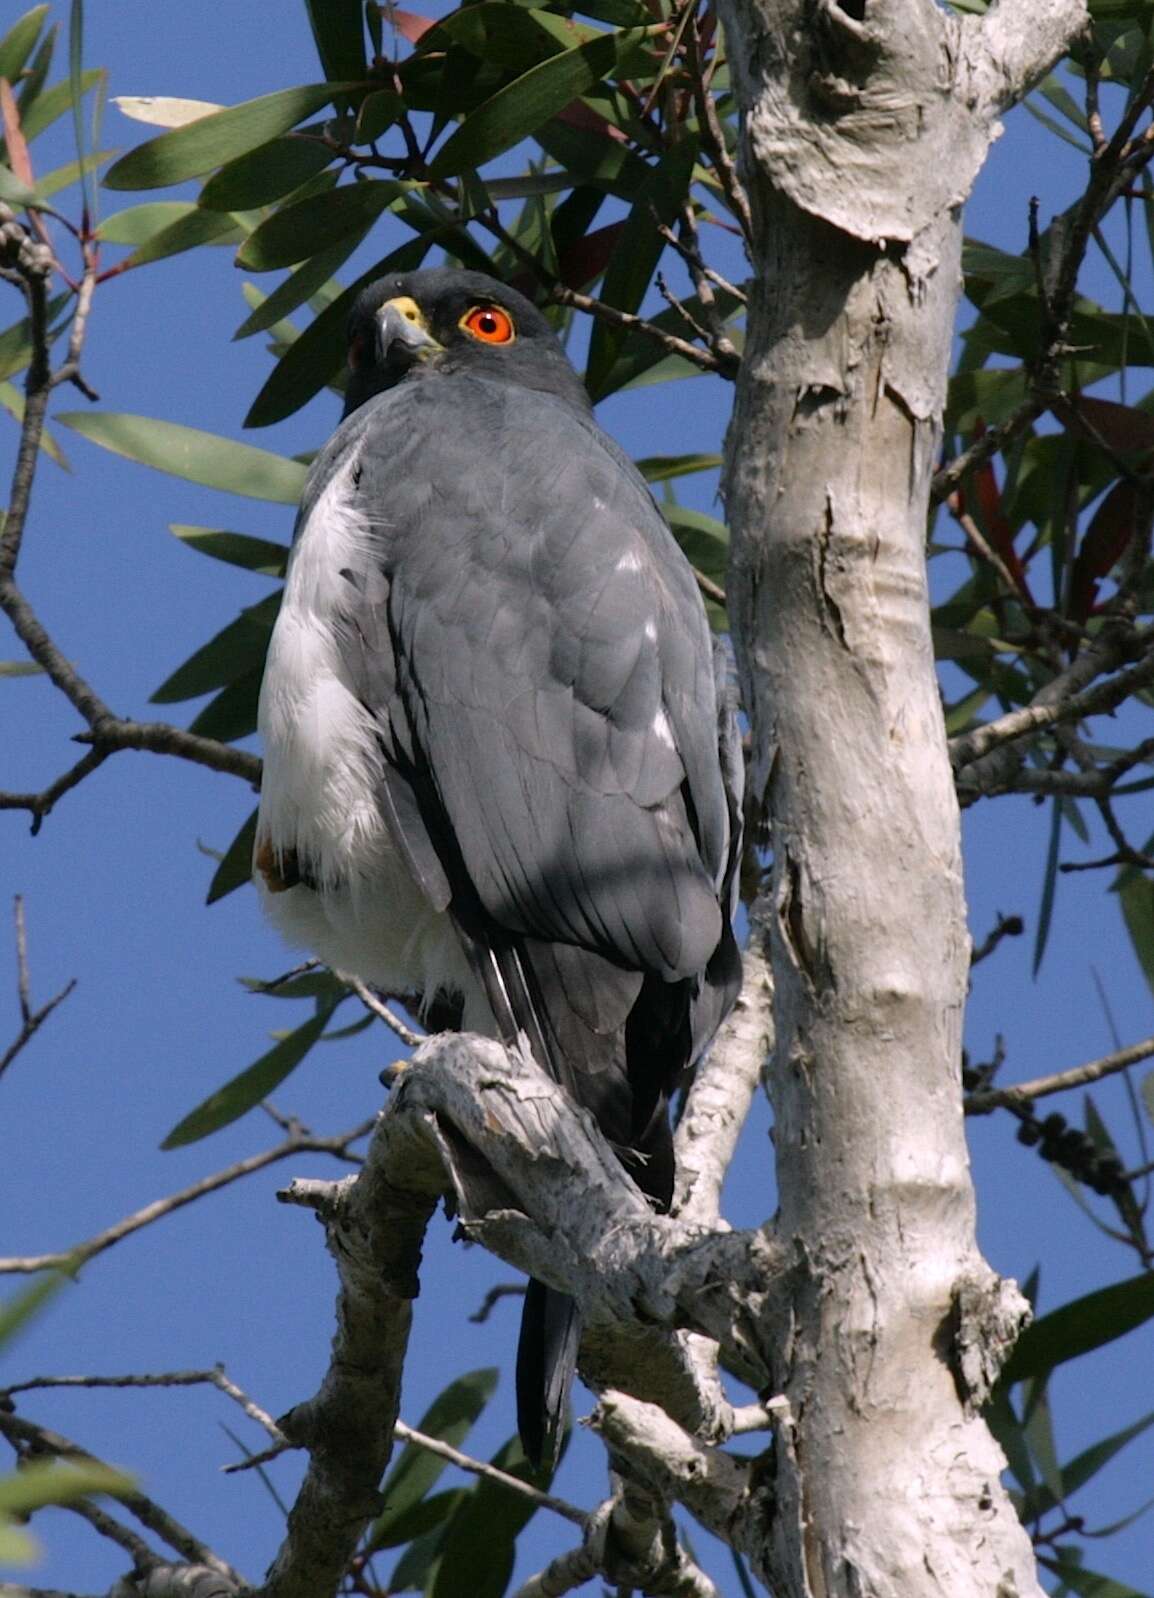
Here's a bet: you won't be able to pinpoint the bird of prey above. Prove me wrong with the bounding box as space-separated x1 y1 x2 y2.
254 267 742 1471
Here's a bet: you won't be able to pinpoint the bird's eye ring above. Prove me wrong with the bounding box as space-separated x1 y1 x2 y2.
461 305 515 345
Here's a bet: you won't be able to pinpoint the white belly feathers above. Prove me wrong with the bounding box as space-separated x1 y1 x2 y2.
254 451 482 1024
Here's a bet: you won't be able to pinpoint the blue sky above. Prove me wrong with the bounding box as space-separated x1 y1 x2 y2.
3 3 1153 1592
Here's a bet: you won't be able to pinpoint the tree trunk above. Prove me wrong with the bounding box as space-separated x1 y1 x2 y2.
715 0 1087 1591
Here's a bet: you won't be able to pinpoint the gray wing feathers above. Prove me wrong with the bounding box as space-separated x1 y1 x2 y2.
331 375 730 982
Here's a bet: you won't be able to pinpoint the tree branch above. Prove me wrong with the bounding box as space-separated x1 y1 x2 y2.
0 897 76 1079
0 1411 242 1584
0 1120 373 1274
966 1032 1154 1113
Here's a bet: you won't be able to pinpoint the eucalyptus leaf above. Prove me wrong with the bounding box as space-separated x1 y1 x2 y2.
56 412 306 502
105 82 365 189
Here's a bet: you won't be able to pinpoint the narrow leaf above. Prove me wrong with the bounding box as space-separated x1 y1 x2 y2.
237 178 401 271
1032 797 1062 976
430 1435 551 1598
18 66 100 143
1119 872 1154 1001
369 1368 499 1550
162 1002 338 1147
188 668 264 742
105 82 364 189
198 132 333 211
1002 1272 1154 1385
151 592 280 704
206 808 258 904
56 411 306 502
96 199 197 243
169 525 288 575
118 204 241 270
234 235 364 338
304 0 366 87
429 26 656 180
113 95 222 128
0 8 48 86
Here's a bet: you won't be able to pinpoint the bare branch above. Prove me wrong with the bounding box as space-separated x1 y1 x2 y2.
673 912 771 1226
0 897 76 1080
0 1120 374 1274
966 1032 1154 1114
547 283 739 380
260 1112 443 1598
970 912 1024 967
2 1368 282 1444
392 1420 585 1526
0 1410 242 1583
951 629 1154 794
332 970 423 1048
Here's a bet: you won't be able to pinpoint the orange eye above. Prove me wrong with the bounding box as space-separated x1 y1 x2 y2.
461 305 514 345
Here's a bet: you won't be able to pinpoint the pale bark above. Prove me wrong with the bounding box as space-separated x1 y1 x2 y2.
712 0 1087 1593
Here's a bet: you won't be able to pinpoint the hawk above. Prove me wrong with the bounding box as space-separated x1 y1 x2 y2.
255 267 742 1470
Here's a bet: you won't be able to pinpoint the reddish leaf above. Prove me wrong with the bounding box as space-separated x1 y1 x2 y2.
966 422 1034 602
557 220 624 288
1053 394 1154 459
383 6 435 45
0 77 33 186
1069 478 1138 623
553 97 628 145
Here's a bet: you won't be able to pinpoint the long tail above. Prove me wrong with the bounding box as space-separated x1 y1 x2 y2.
515 1278 581 1474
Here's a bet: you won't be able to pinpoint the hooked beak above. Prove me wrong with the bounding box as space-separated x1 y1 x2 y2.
376 297 442 368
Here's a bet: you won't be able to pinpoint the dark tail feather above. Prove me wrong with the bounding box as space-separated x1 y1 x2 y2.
516 1279 580 1475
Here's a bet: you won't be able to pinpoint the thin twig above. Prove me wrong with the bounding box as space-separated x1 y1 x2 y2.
548 282 739 379
2 1369 284 1444
970 912 1025 966
468 1281 526 1322
0 1120 374 1273
0 897 76 1080
966 1033 1154 1114
334 971 423 1048
950 633 1154 775
392 1421 586 1526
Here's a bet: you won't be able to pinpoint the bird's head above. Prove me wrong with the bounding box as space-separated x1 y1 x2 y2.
342 268 590 418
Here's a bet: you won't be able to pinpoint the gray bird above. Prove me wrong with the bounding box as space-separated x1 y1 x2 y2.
254 267 742 1472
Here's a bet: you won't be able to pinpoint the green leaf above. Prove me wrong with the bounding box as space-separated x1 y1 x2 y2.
368 1487 465 1552
1028 1409 1154 1520
390 1524 447 1593
1037 1557 1152 1598
18 66 100 143
586 136 698 399
1002 1272 1154 1386
304 0 366 89
0 291 67 381
356 88 404 142
237 179 402 271
1119 872 1154 1001
104 82 364 190
199 131 335 211
0 1458 134 1517
56 412 306 502
245 237 432 426
0 1272 69 1349
0 163 39 206
118 204 242 269
368 1368 499 1552
635 452 721 483
169 525 288 575
97 199 197 242
15 19 56 123
67 0 91 219
151 591 280 703
0 7 49 86
234 236 362 338
206 808 258 904
430 1435 550 1598
0 659 46 676
429 26 657 180
188 667 264 741
1032 797 1062 975
0 1518 37 1565
162 1001 339 1147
